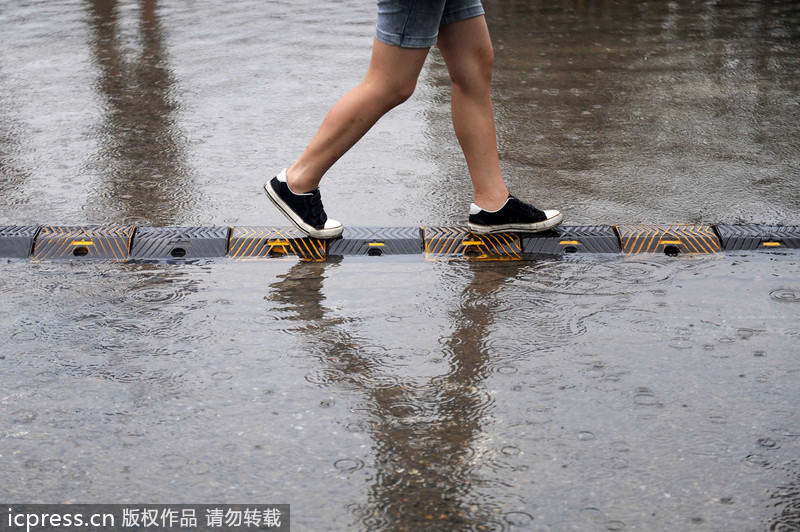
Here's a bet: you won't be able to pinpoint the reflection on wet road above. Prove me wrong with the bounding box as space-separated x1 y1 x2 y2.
268 261 527 530
1 256 798 530
83 0 194 224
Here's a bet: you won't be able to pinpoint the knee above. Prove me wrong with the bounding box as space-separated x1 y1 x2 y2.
362 73 417 111
382 77 417 108
449 43 494 93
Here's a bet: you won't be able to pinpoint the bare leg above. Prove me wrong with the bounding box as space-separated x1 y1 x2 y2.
437 16 510 211
287 39 430 194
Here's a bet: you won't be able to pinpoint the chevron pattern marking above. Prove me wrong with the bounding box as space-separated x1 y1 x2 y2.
424 226 521 261
32 226 134 261
616 224 722 255
229 226 326 261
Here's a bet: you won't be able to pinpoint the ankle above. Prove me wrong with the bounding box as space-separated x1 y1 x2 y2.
286 166 318 195
474 192 510 212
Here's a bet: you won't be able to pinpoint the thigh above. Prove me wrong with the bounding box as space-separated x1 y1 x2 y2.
437 15 493 85
365 37 430 92
437 14 492 59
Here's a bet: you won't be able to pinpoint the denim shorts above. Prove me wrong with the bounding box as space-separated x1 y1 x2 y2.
375 0 485 48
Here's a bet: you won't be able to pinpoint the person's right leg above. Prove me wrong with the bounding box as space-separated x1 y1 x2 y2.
265 38 430 238
286 39 430 194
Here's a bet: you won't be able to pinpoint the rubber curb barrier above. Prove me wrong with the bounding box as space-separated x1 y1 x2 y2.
1 224 798 262
716 224 800 251
131 226 230 260
0 226 40 259
522 225 620 257
329 227 424 257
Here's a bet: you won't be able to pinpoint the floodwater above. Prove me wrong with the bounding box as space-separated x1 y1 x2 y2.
1 1 799 531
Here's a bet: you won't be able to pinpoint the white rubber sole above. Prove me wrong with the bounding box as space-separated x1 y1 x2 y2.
264 181 343 239
468 210 563 234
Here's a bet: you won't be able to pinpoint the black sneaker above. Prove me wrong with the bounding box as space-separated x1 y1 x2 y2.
264 169 343 239
468 195 562 234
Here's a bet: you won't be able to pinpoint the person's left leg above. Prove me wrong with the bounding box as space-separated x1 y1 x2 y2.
436 15 509 211
438 14 563 233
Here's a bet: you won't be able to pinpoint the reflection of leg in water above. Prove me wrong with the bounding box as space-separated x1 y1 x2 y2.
266 260 523 530
269 261 335 324
85 0 190 225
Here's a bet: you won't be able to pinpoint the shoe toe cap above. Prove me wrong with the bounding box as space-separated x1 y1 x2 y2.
544 209 561 220
324 219 343 230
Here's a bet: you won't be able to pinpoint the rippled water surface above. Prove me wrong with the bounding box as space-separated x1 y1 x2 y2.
1 0 800 531
2 256 799 531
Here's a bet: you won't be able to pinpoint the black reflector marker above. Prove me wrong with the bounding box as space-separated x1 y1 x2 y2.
0 226 40 259
715 224 800 251
327 227 424 257
521 226 621 257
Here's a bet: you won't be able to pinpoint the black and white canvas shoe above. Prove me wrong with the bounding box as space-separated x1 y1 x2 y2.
264 169 344 239
467 195 562 234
